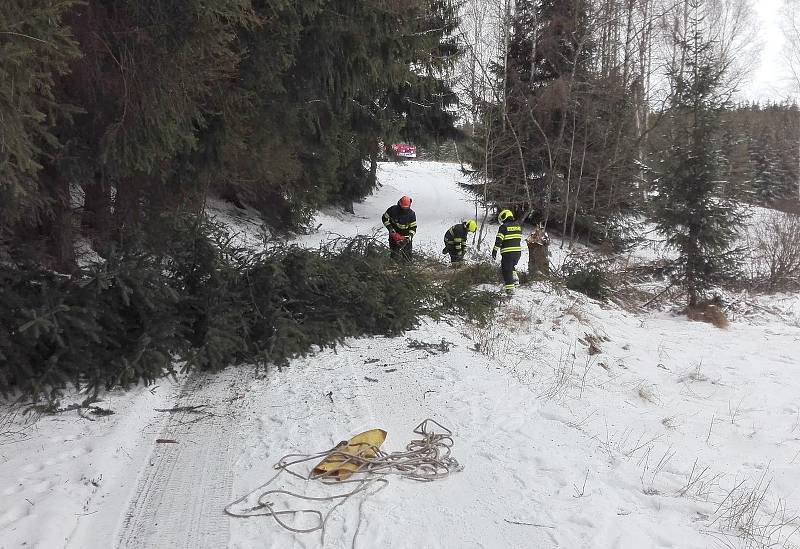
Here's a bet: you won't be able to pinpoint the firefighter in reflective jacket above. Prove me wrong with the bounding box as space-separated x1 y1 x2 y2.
443 219 477 264
492 209 523 294
382 195 417 260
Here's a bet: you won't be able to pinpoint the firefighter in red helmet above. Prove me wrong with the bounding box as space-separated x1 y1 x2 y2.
382 195 416 260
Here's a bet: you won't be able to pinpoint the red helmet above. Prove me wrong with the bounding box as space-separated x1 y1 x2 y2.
398 195 412 208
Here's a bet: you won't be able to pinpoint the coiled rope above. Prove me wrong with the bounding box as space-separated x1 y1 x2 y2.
225 419 461 539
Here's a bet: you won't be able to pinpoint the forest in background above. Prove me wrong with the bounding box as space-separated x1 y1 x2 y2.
456 0 800 248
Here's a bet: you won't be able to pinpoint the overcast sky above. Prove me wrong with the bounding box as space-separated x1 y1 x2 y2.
742 0 796 102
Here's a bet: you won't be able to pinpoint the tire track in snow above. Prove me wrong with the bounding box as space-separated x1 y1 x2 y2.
116 368 256 549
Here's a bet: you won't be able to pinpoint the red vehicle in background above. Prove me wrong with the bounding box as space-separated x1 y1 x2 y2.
390 143 417 159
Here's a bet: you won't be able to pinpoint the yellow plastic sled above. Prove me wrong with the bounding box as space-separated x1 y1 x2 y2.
311 429 387 481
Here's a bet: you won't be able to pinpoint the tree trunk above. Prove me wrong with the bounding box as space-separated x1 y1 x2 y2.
562 110 578 246
527 229 550 275
43 166 76 273
570 133 588 244
529 6 538 87
501 0 511 131
82 175 112 256
622 0 635 89
114 176 143 244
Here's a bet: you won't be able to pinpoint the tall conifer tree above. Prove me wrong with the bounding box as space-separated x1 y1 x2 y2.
649 0 741 307
0 1 80 257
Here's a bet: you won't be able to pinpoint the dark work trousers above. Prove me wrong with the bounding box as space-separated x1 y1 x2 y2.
448 249 464 264
390 236 413 261
500 251 521 291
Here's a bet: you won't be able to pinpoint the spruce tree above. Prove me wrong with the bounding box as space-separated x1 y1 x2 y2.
748 135 785 205
0 1 80 243
193 0 461 224
48 0 258 253
649 1 741 307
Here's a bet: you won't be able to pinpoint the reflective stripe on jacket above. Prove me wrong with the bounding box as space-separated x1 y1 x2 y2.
493 221 523 254
444 223 468 253
382 205 417 238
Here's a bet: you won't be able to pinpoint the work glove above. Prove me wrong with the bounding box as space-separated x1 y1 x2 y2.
491 250 497 260
391 232 405 242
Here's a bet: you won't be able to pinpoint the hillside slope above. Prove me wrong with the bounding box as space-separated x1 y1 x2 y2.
1 161 799 549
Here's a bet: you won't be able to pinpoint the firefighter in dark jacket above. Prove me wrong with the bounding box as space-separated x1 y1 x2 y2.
382 195 417 260
442 219 477 264
492 209 523 294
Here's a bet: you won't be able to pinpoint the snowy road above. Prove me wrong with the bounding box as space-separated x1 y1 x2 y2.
115 369 256 549
296 161 531 267
2 162 800 549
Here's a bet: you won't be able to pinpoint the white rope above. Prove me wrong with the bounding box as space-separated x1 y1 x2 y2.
225 419 462 539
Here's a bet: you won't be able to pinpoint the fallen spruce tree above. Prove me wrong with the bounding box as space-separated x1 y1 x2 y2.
0 216 500 401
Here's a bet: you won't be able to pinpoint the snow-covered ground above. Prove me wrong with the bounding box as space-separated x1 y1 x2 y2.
2 161 800 549
298 161 485 256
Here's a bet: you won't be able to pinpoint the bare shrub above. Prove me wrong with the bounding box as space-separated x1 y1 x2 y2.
563 301 587 323
580 332 603 355
467 310 534 361
497 305 533 327
593 425 662 461
639 445 677 491
686 302 729 329
637 382 660 404
467 317 511 360
467 310 544 386
538 351 577 401
677 364 710 384
703 472 800 549
749 210 800 292
677 459 721 500
0 405 34 444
